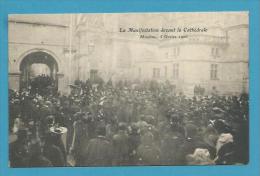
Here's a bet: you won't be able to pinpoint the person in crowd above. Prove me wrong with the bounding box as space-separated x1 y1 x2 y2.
112 122 129 165
186 148 215 165
137 131 161 165
82 124 114 166
128 123 141 165
70 112 91 166
9 128 30 167
214 133 238 165
43 133 66 167
27 140 53 167
201 125 219 159
8 78 249 167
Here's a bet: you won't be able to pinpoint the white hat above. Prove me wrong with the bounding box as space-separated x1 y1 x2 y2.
186 148 214 165
216 133 234 153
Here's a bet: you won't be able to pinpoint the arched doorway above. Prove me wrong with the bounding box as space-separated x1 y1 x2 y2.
19 51 59 95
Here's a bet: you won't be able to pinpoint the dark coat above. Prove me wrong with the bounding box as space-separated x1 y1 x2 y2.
178 136 206 165
160 132 185 165
43 143 66 167
128 133 141 165
83 136 113 166
112 130 129 165
72 120 89 166
27 155 53 167
9 140 29 167
215 142 237 165
9 103 21 131
136 144 160 165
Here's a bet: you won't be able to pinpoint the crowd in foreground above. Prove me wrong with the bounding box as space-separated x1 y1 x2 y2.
9 78 249 167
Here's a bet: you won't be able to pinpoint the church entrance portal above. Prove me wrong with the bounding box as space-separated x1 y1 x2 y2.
19 51 59 95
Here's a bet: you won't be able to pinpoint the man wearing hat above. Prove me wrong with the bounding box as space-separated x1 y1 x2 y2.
136 131 161 165
82 124 113 166
215 133 238 165
128 123 141 165
112 122 129 165
70 112 90 166
9 98 21 133
27 140 53 167
9 128 30 167
43 132 66 167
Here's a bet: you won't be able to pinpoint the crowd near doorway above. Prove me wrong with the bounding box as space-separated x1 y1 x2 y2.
19 51 59 95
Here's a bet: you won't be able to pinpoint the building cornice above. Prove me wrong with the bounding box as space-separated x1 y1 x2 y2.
160 35 228 47
225 24 249 31
8 20 68 28
9 41 71 48
9 72 21 76
136 59 248 64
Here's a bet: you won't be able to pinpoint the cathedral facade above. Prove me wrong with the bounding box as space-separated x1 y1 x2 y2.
8 14 75 94
8 13 248 96
73 13 248 96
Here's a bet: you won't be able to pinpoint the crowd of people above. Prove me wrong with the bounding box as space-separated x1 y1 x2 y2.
9 78 249 167
29 74 56 95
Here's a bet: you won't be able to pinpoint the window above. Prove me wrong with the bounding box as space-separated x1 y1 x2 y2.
211 47 219 57
173 47 180 56
211 48 215 55
216 48 219 56
169 51 173 58
164 66 168 77
90 69 98 81
166 47 180 59
210 64 218 80
242 73 248 80
138 68 142 77
153 68 160 78
165 52 169 59
78 66 82 80
117 47 132 68
173 63 179 79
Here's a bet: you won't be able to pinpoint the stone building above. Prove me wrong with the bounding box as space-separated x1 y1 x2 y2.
73 12 248 96
135 24 249 95
8 14 76 94
8 12 248 96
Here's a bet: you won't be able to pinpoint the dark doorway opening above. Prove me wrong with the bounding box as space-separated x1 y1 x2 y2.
19 51 59 95
90 69 98 82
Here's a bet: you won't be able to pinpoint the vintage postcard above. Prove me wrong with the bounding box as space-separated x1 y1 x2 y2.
8 12 249 167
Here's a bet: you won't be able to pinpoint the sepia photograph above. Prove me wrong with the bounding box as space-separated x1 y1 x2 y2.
8 12 249 167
